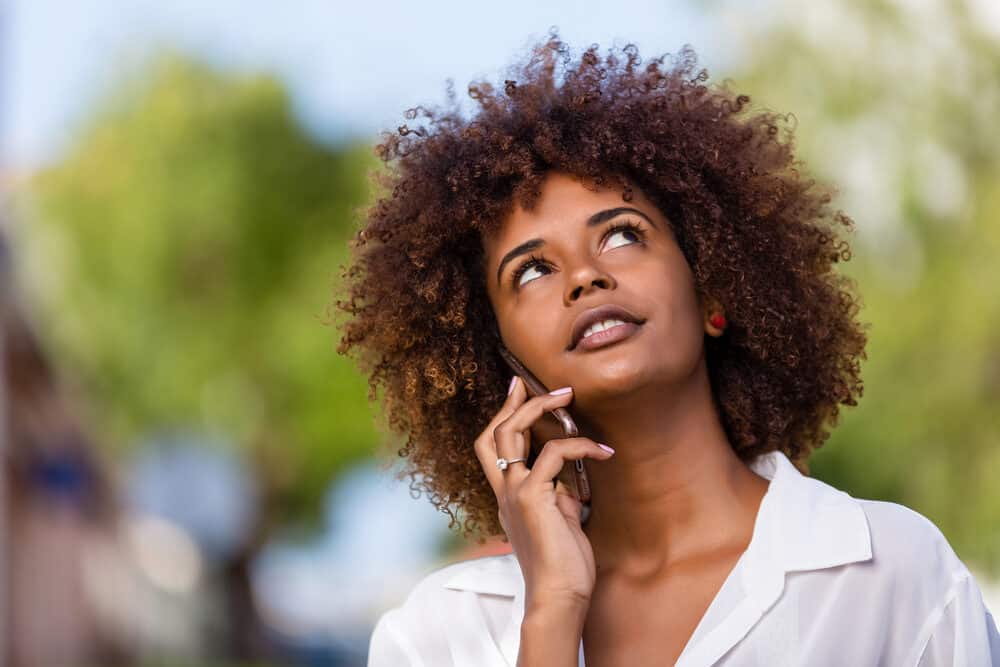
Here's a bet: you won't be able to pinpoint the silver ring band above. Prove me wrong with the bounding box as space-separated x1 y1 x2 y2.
496 457 527 471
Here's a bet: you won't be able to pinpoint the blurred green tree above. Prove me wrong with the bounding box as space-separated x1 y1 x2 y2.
17 52 379 532
718 0 1000 574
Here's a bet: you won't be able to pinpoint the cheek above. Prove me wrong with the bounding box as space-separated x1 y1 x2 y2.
644 248 697 310
656 248 700 317
495 307 557 376
502 313 545 358
645 265 705 353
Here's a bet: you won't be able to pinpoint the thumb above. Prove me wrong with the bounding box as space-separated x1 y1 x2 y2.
554 479 582 522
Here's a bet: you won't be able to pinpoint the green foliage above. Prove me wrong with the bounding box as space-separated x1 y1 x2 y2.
723 0 1000 574
17 52 380 525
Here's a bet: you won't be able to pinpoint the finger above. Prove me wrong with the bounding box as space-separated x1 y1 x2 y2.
491 388 575 493
497 374 530 421
523 437 613 491
553 479 584 522
492 388 575 463
473 375 530 495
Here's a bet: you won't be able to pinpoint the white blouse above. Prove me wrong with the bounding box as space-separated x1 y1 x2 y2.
367 450 1000 666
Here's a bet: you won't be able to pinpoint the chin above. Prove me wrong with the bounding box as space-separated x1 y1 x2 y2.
575 361 653 401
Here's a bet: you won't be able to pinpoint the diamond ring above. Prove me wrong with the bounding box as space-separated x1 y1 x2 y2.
496 457 527 471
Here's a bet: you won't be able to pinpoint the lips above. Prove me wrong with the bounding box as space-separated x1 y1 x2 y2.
568 304 645 351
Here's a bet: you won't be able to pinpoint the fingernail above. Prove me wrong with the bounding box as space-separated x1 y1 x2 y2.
548 386 573 395
508 376 518 395
598 444 615 454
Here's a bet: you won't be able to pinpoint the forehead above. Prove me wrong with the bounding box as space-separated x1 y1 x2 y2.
483 171 660 255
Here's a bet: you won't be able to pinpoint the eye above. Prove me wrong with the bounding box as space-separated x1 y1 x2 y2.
510 253 551 288
603 219 646 251
508 220 646 289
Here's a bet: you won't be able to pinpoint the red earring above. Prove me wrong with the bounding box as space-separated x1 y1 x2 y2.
709 313 727 329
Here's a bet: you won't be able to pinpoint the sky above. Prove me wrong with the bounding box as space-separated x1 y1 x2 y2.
0 0 738 168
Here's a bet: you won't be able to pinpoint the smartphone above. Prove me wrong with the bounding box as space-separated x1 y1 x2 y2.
497 343 592 522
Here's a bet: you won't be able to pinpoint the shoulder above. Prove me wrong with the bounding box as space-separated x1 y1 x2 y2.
853 501 1000 664
857 498 968 577
368 553 519 666
383 552 514 616
852 497 972 608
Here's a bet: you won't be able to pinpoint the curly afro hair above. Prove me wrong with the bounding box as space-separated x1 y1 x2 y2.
334 30 869 544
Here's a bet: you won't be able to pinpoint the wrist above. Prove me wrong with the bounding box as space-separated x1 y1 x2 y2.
518 600 588 667
523 596 589 629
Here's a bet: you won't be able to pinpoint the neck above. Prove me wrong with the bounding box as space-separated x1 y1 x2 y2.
575 359 769 578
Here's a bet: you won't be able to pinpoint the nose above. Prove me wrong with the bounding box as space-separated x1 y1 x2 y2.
565 261 616 305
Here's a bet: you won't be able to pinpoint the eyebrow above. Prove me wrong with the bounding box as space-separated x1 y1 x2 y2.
495 206 658 287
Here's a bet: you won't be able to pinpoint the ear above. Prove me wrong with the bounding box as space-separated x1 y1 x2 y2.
700 294 726 337
699 292 721 317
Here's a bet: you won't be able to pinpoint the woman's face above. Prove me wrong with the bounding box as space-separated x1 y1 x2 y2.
483 171 712 410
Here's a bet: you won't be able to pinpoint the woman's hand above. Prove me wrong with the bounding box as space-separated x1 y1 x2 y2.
474 377 615 612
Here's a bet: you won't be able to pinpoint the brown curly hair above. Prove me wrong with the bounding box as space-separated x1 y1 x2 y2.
334 31 868 543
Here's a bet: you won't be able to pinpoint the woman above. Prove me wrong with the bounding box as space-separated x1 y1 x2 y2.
337 31 999 666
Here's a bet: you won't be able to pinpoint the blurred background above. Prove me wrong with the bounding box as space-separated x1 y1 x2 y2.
0 0 998 665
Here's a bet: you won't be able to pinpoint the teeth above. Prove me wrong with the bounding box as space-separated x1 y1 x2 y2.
582 318 626 340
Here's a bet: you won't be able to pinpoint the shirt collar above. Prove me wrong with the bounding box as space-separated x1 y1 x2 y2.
736 448 872 605
442 448 872 598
